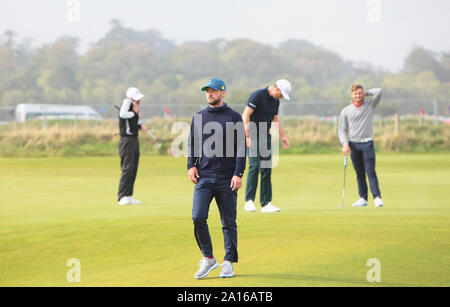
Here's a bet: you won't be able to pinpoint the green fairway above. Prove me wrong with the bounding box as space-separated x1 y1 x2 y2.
0 154 449 287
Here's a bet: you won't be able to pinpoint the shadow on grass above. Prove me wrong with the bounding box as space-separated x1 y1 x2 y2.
209 273 417 287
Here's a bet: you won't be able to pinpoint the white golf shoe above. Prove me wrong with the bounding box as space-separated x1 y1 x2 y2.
195 257 218 279
244 200 256 212
118 196 131 206
261 202 280 213
374 197 384 208
220 261 234 278
352 198 368 207
128 197 142 205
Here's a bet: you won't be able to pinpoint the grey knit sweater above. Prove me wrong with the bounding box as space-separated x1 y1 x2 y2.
338 88 382 146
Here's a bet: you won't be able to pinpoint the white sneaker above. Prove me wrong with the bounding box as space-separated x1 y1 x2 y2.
128 197 142 205
352 198 368 207
261 202 280 213
220 260 234 278
118 196 131 206
244 200 256 212
195 257 218 279
374 197 384 208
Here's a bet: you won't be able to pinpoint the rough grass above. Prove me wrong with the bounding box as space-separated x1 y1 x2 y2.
0 117 448 157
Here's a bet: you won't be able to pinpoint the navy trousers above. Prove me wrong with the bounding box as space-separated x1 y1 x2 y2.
349 141 381 200
192 178 238 263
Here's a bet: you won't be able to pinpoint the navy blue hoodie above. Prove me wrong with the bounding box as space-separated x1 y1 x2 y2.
187 103 246 180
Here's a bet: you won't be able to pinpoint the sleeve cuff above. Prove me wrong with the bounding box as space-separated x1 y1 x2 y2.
234 171 244 178
187 159 197 170
247 102 257 110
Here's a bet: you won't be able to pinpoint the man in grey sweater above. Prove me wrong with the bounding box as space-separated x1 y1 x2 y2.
339 84 384 208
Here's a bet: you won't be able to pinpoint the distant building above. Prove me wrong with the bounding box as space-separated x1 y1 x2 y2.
15 104 102 122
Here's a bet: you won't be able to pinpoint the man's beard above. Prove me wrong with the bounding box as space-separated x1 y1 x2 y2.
208 97 221 106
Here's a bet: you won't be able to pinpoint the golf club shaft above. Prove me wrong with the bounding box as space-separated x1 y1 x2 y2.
146 130 158 140
341 155 348 205
145 131 162 149
113 131 159 140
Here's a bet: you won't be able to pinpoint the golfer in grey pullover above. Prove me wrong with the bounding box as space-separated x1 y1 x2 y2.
339 85 384 208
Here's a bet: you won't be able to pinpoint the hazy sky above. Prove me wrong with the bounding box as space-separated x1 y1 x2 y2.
1 0 449 72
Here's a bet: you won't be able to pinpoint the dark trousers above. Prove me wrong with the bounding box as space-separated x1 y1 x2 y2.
245 133 272 207
118 136 140 200
349 141 381 200
192 178 238 263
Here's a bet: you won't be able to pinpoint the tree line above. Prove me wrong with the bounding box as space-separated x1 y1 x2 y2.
0 20 449 109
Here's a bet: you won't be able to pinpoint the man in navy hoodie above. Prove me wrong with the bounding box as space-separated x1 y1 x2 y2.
187 78 246 279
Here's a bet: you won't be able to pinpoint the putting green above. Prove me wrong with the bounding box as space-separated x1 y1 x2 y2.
0 154 449 287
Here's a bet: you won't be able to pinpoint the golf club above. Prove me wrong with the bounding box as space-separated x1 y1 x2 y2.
113 130 162 149
146 129 162 149
338 155 348 208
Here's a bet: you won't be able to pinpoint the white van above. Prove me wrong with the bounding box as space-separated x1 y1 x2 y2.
15 104 102 122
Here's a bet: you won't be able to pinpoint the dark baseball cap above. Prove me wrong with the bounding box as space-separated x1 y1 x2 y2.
201 78 226 91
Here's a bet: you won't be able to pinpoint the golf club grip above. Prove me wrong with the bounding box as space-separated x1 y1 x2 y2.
344 155 348 167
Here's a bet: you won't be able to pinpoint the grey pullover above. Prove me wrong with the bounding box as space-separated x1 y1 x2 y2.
338 88 382 146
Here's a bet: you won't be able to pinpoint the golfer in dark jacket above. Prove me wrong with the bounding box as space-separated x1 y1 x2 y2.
117 87 148 206
242 80 292 213
188 78 246 279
